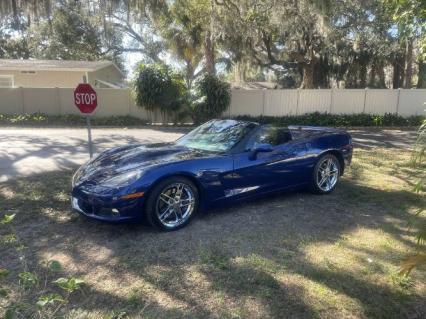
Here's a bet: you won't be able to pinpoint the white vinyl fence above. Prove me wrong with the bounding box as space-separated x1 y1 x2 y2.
0 87 148 119
0 88 425 120
228 89 426 117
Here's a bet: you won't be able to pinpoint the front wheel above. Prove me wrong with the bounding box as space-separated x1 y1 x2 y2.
145 176 199 231
310 154 341 194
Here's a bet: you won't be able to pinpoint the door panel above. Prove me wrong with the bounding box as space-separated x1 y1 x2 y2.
225 141 309 198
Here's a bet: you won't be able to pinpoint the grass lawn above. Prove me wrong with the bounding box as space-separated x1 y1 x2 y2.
1 148 425 318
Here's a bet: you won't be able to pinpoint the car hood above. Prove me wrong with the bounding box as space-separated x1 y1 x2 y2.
73 142 212 186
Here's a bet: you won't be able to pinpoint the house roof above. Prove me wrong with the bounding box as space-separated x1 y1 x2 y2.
0 59 124 76
230 81 283 90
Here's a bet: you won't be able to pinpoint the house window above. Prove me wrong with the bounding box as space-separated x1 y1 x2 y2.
21 70 37 74
0 75 14 88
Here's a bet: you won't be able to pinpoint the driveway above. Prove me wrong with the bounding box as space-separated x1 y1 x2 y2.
0 127 183 182
0 126 417 182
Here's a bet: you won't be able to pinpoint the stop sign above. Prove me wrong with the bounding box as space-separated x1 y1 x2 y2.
74 83 97 114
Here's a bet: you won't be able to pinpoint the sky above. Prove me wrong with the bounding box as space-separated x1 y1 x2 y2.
123 51 144 80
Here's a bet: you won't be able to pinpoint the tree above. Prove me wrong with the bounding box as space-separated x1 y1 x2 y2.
192 74 231 124
27 1 122 66
134 64 186 124
1 0 425 90
214 0 342 88
108 0 218 75
213 0 425 89
0 1 124 70
0 13 30 59
157 0 206 90
400 118 426 274
101 0 166 63
340 1 396 88
384 0 426 88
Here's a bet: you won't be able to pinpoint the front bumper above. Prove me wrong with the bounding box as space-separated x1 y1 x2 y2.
343 151 352 167
71 189 145 223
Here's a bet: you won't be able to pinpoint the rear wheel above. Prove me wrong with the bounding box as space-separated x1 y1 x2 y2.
310 154 341 194
145 176 199 231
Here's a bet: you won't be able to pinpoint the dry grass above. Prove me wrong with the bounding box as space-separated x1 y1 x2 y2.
1 148 425 318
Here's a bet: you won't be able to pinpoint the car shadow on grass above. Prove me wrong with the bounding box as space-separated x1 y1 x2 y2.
0 170 425 318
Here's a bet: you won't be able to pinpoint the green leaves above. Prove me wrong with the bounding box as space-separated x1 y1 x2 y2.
134 64 186 123
401 117 426 274
36 294 64 308
0 214 16 224
18 272 38 288
0 268 10 279
53 277 85 293
48 260 62 272
193 74 231 124
4 309 14 319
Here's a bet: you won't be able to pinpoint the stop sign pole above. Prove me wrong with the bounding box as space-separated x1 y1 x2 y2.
86 112 93 159
74 82 98 158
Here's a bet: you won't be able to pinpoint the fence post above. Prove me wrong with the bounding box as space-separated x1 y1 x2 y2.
396 88 401 114
329 88 333 114
56 87 61 115
228 90 232 118
128 89 131 116
362 88 367 113
262 90 266 116
20 87 25 114
295 89 300 115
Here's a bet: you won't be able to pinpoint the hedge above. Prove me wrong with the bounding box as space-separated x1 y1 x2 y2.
0 113 148 126
0 112 424 127
232 112 425 127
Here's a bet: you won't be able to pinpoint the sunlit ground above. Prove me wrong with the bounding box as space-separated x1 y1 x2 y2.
1 148 425 318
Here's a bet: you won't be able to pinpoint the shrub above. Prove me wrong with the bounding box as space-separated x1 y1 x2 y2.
134 64 187 123
232 112 425 127
192 74 231 124
0 113 148 126
400 118 426 275
0 112 424 127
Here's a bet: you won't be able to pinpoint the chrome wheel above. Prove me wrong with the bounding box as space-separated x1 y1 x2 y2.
156 182 195 228
316 157 339 192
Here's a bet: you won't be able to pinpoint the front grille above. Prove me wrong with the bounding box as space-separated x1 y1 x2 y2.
79 199 94 215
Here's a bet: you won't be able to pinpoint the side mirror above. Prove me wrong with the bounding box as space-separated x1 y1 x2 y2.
249 143 273 160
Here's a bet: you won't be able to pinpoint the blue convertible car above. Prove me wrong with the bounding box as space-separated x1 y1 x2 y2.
72 119 353 231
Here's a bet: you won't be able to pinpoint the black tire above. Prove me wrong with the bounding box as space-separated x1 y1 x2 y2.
309 154 341 194
145 176 199 231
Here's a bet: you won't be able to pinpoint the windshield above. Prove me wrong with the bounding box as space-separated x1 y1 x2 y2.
176 120 256 152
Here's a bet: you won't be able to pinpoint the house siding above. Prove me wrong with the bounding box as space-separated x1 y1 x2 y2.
0 70 86 88
89 65 124 88
0 66 123 88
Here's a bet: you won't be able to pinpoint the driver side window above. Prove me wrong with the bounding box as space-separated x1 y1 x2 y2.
246 126 292 150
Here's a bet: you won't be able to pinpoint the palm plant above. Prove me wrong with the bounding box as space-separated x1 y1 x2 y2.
400 115 426 274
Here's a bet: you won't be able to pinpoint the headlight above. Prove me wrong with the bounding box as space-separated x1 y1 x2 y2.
72 164 86 187
99 170 143 188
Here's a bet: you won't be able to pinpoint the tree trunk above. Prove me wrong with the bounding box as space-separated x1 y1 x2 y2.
314 56 329 88
300 63 315 89
233 61 243 83
204 30 215 75
368 65 375 87
11 0 19 27
417 60 426 88
393 57 404 88
377 64 386 88
185 61 194 90
359 62 367 88
404 38 413 88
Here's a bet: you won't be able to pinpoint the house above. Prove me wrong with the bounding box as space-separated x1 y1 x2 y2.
0 59 126 89
230 81 284 90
